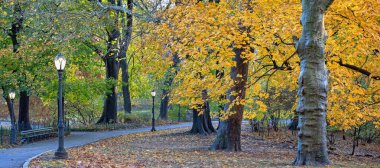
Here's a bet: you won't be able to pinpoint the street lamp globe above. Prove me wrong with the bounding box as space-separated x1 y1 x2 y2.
54 53 67 71
151 90 156 97
9 91 16 100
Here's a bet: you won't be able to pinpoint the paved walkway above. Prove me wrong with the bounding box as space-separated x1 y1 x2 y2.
0 122 192 168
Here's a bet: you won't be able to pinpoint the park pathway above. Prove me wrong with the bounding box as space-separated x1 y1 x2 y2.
0 122 192 168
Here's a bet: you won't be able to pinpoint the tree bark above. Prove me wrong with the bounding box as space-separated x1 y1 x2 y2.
204 101 216 133
120 59 132 116
288 110 298 131
18 91 32 131
98 0 121 124
159 54 180 120
119 0 133 119
351 128 357 155
293 0 333 165
211 48 248 151
190 107 209 135
159 89 170 120
98 56 119 124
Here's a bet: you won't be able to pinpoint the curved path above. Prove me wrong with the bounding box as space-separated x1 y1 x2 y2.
0 122 192 168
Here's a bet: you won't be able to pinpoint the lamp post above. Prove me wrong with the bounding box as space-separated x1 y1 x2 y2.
151 90 156 132
9 91 16 145
54 53 68 159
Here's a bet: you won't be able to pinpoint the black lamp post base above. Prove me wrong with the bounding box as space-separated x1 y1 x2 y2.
54 150 68 159
151 128 156 132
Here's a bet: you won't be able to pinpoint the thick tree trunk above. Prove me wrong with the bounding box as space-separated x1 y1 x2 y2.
211 48 248 151
190 88 216 134
190 96 215 135
190 108 209 135
18 91 32 131
98 0 121 124
293 0 333 165
98 57 119 124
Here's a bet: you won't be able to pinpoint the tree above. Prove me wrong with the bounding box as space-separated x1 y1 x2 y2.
190 90 216 135
211 47 249 151
292 0 334 165
119 0 133 120
159 54 180 120
0 1 33 131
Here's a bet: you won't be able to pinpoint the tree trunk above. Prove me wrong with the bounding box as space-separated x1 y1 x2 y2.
204 101 216 133
98 0 121 124
190 97 215 135
211 48 248 151
216 68 225 131
120 56 132 117
356 126 361 147
98 57 119 124
293 0 333 165
18 91 32 131
119 0 133 119
159 89 169 120
159 54 180 120
288 110 298 130
351 128 356 155
190 107 209 135
342 129 346 140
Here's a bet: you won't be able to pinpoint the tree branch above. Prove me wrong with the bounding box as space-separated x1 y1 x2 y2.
273 33 296 46
335 59 380 80
97 1 132 15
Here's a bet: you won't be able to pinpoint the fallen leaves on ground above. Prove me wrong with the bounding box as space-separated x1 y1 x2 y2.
30 124 380 168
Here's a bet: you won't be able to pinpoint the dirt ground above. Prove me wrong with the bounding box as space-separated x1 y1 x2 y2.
30 124 380 168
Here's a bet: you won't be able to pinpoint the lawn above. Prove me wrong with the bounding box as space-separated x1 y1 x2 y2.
30 125 380 167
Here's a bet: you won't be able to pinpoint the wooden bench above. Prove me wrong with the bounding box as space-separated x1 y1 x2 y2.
20 127 56 143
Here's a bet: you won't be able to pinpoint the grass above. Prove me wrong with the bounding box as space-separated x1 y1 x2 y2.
30 124 380 167
70 109 185 132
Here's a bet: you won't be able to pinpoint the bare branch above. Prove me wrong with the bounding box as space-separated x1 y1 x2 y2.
97 1 132 15
335 58 380 80
274 33 296 46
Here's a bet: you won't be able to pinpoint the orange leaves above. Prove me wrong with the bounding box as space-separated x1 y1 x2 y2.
140 0 380 129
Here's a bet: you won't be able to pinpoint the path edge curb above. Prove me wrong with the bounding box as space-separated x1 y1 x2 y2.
23 150 52 168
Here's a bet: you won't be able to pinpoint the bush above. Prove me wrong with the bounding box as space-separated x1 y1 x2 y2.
121 110 152 124
359 122 380 143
